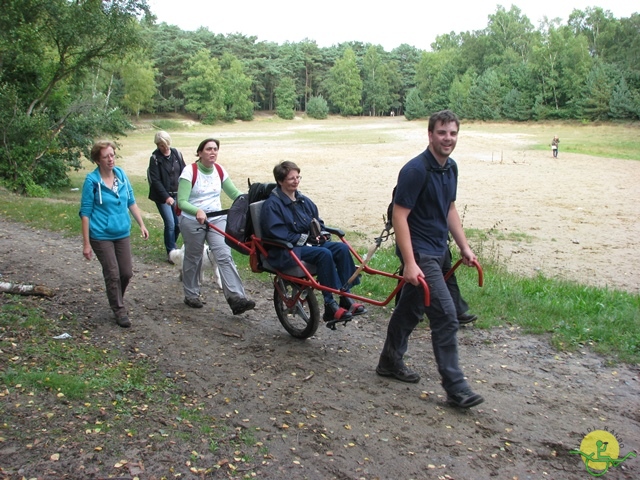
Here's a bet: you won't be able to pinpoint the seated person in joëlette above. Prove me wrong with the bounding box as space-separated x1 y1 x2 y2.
260 161 367 323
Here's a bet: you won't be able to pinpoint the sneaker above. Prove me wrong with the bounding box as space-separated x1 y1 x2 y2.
376 363 420 383
184 296 203 308
230 298 255 315
167 254 175 265
339 296 367 316
447 388 484 408
458 312 478 325
116 315 131 328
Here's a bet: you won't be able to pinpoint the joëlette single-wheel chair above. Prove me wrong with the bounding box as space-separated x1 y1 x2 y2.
204 200 483 339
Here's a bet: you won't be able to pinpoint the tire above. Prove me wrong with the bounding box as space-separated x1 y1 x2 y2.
273 277 320 339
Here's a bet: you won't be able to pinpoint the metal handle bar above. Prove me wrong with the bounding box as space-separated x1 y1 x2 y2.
444 259 483 287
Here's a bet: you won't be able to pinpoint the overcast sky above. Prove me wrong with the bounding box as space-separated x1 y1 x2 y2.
146 1 637 51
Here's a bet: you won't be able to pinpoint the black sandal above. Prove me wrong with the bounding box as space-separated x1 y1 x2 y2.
339 296 367 316
323 301 352 330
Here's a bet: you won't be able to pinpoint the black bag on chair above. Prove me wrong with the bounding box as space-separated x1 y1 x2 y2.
225 194 250 253
225 180 276 254
309 218 322 241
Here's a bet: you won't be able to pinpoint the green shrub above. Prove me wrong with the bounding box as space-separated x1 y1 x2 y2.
306 96 329 119
150 119 186 131
276 106 295 119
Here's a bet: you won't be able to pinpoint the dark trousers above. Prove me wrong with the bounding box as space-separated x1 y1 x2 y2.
443 247 469 316
90 237 133 319
156 201 180 253
296 241 358 304
396 247 469 316
380 252 469 394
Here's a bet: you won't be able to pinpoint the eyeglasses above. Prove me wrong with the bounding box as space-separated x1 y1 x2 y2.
286 175 302 182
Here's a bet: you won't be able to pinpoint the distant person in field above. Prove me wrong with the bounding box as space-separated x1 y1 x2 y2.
551 135 559 158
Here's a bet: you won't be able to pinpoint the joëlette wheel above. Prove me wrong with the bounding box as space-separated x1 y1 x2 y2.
273 277 319 339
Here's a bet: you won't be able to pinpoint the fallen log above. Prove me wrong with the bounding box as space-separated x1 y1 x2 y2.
0 282 55 297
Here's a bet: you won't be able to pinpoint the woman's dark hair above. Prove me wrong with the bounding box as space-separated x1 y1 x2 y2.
273 161 300 183
196 138 220 155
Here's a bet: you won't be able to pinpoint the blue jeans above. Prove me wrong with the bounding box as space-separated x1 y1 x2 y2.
380 252 469 394
156 201 180 253
296 241 359 304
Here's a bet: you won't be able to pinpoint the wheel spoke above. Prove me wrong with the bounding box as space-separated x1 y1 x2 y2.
273 280 319 339
294 301 310 321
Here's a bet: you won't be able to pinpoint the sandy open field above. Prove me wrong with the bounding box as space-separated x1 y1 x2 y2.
121 116 640 293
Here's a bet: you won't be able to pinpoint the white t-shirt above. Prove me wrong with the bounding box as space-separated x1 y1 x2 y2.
179 163 228 221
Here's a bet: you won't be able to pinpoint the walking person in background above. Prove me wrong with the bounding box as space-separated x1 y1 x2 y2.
148 131 186 263
177 138 255 315
80 140 149 328
551 135 559 158
377 110 484 409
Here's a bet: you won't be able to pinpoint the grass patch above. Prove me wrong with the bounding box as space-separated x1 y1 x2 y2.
147 118 192 131
0 194 81 238
468 121 640 161
357 245 639 364
466 262 639 362
0 298 267 476
555 126 640 161
466 226 533 243
0 301 170 401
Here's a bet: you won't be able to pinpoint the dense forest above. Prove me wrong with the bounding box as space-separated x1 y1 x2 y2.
1 0 639 194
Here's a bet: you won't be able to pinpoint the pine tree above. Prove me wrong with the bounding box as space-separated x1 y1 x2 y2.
327 49 363 116
404 88 427 120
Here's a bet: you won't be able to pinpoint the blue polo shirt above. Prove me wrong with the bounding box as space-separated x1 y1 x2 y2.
393 148 457 259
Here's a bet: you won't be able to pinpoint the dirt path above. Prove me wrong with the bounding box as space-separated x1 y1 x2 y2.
2 119 640 478
1 217 638 479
